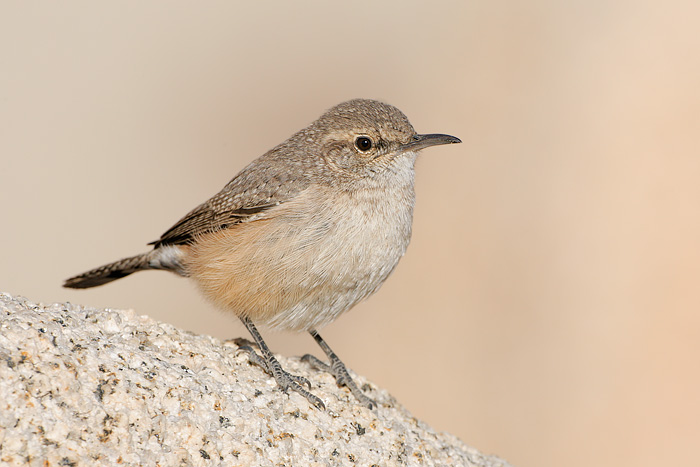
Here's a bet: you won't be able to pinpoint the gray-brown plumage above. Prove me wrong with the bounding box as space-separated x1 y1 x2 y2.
65 99 461 409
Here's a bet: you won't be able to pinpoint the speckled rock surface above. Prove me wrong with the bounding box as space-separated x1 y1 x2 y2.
0 293 510 467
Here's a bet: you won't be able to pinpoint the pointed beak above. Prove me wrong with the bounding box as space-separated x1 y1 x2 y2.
400 133 462 153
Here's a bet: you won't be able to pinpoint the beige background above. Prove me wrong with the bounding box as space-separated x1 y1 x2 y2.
1 2 699 466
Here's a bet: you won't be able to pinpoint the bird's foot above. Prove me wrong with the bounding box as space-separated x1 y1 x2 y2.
302 353 376 409
239 345 325 410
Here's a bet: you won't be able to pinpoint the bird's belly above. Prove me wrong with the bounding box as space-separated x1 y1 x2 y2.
185 186 413 331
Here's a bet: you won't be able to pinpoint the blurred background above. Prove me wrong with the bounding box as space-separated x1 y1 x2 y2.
1 1 699 466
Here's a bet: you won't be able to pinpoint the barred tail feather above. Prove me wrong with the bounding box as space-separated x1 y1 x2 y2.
63 253 151 289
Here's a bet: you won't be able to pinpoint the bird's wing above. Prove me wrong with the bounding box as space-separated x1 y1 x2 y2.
149 201 278 247
151 152 313 247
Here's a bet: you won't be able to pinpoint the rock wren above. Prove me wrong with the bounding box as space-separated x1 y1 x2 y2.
64 99 461 409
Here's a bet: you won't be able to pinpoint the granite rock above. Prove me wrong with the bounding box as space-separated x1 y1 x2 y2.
0 293 510 467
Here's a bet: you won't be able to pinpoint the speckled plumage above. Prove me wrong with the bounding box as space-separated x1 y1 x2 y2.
65 99 460 409
150 99 419 248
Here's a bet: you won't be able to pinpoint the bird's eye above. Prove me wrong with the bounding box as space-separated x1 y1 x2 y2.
355 136 373 152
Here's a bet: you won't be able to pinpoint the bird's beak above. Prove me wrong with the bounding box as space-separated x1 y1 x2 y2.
400 133 462 153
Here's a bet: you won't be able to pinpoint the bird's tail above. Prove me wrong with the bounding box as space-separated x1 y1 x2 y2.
64 245 187 289
63 253 153 289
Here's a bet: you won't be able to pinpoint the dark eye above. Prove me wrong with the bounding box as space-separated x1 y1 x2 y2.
355 136 373 152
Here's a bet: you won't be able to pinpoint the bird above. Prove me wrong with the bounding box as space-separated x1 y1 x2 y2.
64 98 461 410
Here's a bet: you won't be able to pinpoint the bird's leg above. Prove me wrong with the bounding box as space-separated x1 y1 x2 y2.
302 329 376 409
238 316 325 410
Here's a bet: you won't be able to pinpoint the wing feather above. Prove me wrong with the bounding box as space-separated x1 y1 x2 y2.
150 148 316 246
150 202 277 247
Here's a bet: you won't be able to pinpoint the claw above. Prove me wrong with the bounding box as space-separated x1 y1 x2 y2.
307 331 377 409
289 373 312 390
302 354 331 372
239 317 327 410
239 337 324 409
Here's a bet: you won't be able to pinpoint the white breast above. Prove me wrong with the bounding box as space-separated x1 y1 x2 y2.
186 158 417 331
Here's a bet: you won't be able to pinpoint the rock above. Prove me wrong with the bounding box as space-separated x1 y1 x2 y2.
0 293 510 467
